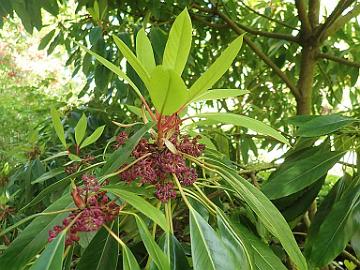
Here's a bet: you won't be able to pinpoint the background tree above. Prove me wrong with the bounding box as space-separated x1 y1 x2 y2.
0 1 360 269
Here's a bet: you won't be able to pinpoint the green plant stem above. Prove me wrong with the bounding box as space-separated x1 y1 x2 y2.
172 173 192 209
165 201 173 234
103 223 125 247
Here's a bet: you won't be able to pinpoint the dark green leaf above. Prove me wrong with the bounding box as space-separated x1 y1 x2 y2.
101 122 154 174
296 115 355 137
38 29 56 50
77 219 119 270
262 149 344 199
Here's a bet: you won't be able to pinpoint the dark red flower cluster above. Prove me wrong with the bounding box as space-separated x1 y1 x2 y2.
48 175 120 245
116 133 205 202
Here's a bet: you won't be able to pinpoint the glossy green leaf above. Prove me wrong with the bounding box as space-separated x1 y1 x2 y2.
196 112 289 145
189 34 244 101
104 186 169 232
135 216 170 270
78 219 119 270
296 115 355 137
164 234 191 270
305 180 360 267
113 34 150 87
75 114 87 145
123 245 141 270
205 156 307 270
31 167 64 184
50 107 66 148
101 122 154 174
234 222 288 270
190 209 236 270
80 125 105 149
29 230 65 270
78 43 143 99
216 215 251 270
262 149 344 199
148 66 188 115
0 196 73 270
192 89 249 102
163 8 192 75
136 28 156 73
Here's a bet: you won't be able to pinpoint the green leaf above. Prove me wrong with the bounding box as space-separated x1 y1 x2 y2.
135 216 170 270
29 230 65 270
233 222 288 270
38 29 56 50
136 28 156 73
0 196 73 270
104 186 169 232
113 34 150 87
75 114 87 145
295 114 355 137
164 234 191 270
148 66 188 115
50 107 66 148
196 112 289 145
190 209 237 270
192 89 249 102
78 43 144 99
305 179 360 267
31 167 64 184
216 215 251 270
163 8 192 75
123 245 141 270
77 219 119 270
189 34 244 101
261 149 344 199
80 125 105 149
205 156 307 270
101 122 154 174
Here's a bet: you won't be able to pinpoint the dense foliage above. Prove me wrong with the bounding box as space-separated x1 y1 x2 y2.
0 1 360 270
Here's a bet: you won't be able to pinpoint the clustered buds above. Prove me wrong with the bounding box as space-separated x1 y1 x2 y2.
48 175 119 245
116 132 205 202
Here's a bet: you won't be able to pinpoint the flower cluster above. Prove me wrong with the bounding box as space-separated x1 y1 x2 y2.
117 132 205 202
48 175 120 245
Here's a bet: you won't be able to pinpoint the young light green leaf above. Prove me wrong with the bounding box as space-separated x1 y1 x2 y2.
113 34 150 87
75 114 87 145
29 230 66 270
190 209 237 270
80 125 105 149
195 112 289 145
136 28 156 73
189 34 244 101
123 245 141 270
135 216 170 270
104 186 169 232
163 8 192 75
78 43 143 99
192 89 249 102
148 65 188 115
50 107 66 148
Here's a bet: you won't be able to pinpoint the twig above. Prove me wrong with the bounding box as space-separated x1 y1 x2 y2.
342 250 360 267
317 53 360 68
209 6 300 99
238 0 299 30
